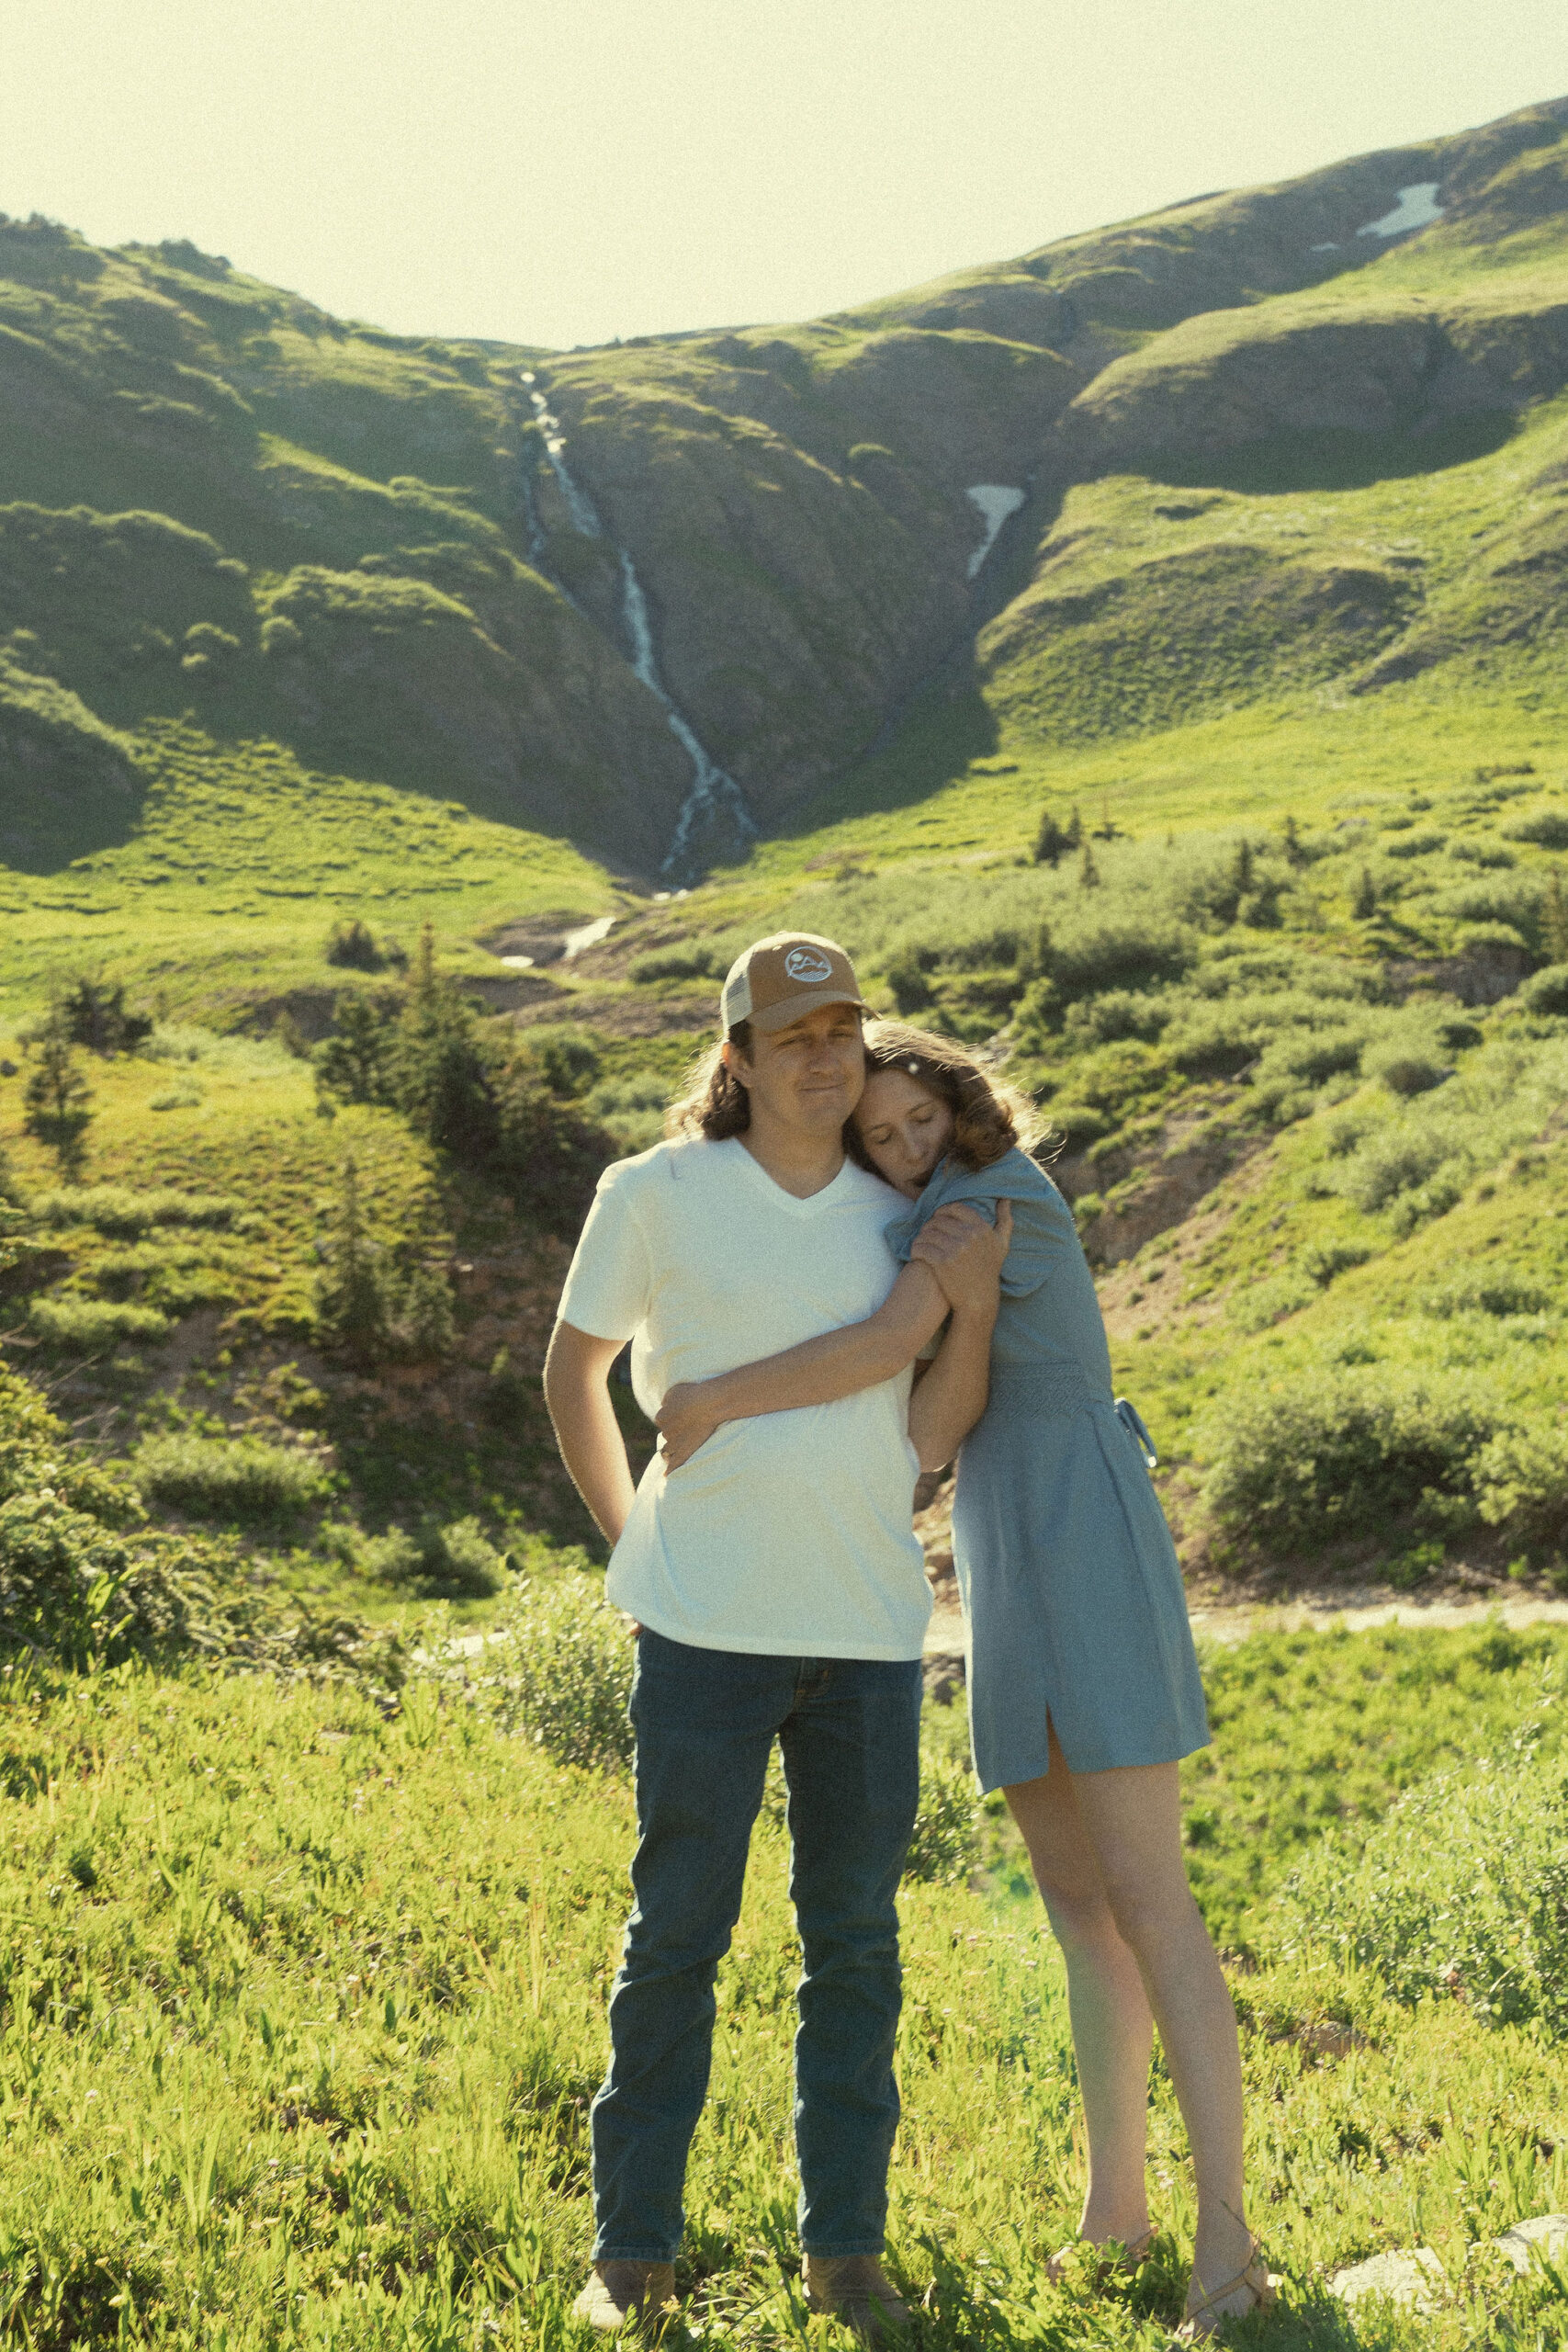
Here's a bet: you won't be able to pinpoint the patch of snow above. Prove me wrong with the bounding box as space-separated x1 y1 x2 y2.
1356 182 1443 241
562 915 615 959
965 485 1026 579
499 954 536 969
1310 241 1339 253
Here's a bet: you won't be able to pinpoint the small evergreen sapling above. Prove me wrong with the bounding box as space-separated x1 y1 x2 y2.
23 1006 94 1180
1032 808 1071 866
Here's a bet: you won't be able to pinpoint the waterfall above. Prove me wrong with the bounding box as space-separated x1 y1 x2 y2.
519 370 753 879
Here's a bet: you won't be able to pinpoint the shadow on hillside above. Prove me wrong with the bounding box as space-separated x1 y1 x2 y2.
786 678 1001 832
0 737 148 874
1153 411 1519 496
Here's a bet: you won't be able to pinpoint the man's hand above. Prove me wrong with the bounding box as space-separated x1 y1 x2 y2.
910 1198 1012 1313
656 1379 724 1473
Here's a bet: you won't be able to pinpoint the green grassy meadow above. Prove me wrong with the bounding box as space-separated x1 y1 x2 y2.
6 1626 1568 2349
7 96 1568 2349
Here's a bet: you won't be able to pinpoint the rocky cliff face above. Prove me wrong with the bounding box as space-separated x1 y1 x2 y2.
3 96 1567 876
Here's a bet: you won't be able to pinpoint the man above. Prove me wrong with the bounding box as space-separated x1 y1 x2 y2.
544 932 999 2336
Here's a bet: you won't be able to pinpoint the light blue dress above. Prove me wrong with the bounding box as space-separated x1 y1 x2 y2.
886 1148 1209 1793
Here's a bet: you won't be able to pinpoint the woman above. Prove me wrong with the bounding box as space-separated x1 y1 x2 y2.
656 1022 1270 2338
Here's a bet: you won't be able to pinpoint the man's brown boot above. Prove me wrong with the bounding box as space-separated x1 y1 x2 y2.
571 2260 678 2332
803 2254 910 2345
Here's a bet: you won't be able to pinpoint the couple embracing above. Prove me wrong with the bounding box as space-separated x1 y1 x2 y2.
545 933 1270 2342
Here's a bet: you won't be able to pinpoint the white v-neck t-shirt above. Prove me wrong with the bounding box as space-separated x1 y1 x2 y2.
557 1135 931 1659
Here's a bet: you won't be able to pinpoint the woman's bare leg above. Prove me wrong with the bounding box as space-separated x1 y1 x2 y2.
1004 1724 1153 2246
1008 1731 1254 2309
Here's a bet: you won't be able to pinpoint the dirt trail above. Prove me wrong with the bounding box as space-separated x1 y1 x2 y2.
922 1588 1568 1657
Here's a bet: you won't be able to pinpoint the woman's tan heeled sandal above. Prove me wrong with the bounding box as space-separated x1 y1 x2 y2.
1044 2228 1155 2289
1176 2240 1277 2340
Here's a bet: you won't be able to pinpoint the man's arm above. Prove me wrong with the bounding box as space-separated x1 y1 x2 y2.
543 1321 637 1545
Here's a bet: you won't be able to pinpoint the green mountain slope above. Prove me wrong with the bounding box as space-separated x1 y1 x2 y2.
6 94 1568 895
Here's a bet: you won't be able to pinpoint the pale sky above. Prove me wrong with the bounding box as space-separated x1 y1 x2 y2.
3 1 1565 351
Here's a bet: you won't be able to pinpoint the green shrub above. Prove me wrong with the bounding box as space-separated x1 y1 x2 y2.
480 1570 635 1770
1472 1424 1568 1552
885 945 935 1012
628 944 720 983
1202 1372 1496 1554
1273 1745 1568 2031
1062 989 1169 1046
905 1754 982 1885
324 917 404 972
582 1072 671 1155
1299 1239 1373 1286
1227 1272 1316 1333
1518 964 1568 1018
130 1433 332 1521
362 1516 507 1597
26 1186 243 1235
423 1516 506 1597
491 1069 617 1236
1362 1036 1450 1096
29 1297 170 1349
527 1026 604 1097
1419 1269 1551 1317
1504 808 1568 849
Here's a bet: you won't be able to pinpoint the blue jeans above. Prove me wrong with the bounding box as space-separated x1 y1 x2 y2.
591 1630 923 2262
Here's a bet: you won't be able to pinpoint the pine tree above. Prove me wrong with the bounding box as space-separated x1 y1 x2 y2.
1544 870 1568 966
23 1005 93 1180
1352 866 1379 921
1065 807 1083 851
1281 814 1306 869
314 992 397 1107
1033 809 1069 866
1078 842 1100 890
1231 837 1255 897
312 1155 389 1361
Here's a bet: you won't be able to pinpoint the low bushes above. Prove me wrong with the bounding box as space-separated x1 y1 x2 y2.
628 944 721 983
1472 1425 1568 1551
1519 963 1568 1018
356 1516 507 1599
1202 1371 1497 1553
1420 1268 1551 1317
130 1433 333 1521
1274 1744 1568 2032
26 1186 243 1236
30 1297 170 1350
479 1569 636 1770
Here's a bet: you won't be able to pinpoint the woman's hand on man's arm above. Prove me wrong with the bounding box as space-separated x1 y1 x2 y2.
911 1198 1012 1307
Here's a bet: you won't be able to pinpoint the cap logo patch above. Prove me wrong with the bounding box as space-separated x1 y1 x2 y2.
784 946 833 982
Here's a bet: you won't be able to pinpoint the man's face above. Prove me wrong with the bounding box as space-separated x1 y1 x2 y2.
727 1004 865 1136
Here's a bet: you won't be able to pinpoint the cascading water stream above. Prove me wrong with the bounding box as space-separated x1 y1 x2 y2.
519 371 754 878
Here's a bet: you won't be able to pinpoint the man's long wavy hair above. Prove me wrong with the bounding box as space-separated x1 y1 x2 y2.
847 1021 1044 1172
665 1021 755 1140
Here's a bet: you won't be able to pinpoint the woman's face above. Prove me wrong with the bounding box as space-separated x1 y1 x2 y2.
853 1068 954 1198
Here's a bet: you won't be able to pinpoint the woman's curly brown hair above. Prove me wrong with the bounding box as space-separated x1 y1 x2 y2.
847 1020 1044 1172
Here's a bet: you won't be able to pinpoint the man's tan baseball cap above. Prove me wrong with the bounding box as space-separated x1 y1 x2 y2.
720 933 868 1035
